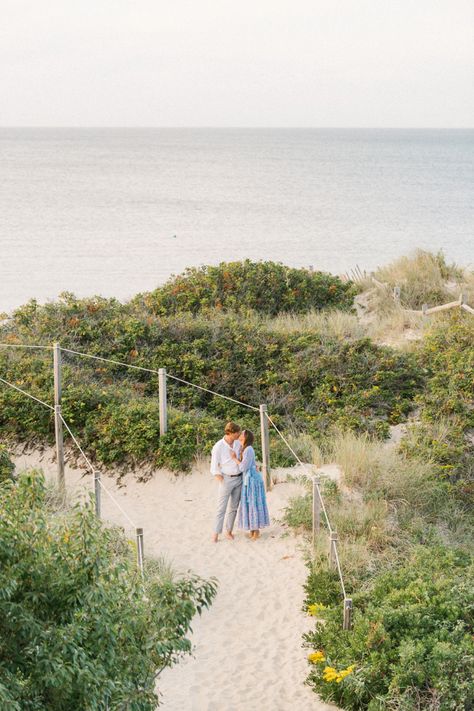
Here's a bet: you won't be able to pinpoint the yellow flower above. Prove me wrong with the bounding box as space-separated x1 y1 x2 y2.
308 602 327 616
308 651 325 664
322 664 356 683
322 666 339 682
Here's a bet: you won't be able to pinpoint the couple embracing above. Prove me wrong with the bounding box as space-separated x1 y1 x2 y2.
211 421 270 542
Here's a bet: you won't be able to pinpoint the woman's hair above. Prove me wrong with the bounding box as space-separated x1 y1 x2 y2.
225 421 241 435
241 429 254 450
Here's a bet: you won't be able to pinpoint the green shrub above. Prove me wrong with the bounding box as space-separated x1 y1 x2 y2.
0 472 217 709
419 314 474 427
283 492 313 531
138 260 357 316
0 293 423 471
304 547 474 710
0 444 14 482
401 314 474 503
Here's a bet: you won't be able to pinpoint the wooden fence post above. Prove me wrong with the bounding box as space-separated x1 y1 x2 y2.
94 471 101 518
53 343 65 494
312 476 321 546
136 527 144 575
460 292 467 305
329 531 338 568
159 368 167 436
422 303 428 316
393 286 401 303
259 404 271 490
343 598 353 630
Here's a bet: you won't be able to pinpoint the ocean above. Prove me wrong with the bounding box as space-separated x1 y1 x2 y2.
0 128 472 313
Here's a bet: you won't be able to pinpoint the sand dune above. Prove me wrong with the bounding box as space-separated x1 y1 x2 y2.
12 448 338 711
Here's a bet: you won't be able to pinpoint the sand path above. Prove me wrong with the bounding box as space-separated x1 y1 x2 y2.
12 449 337 711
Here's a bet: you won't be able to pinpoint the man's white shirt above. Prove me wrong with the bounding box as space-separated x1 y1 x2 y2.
210 438 242 477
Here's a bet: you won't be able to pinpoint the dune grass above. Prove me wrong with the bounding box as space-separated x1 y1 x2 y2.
373 249 464 309
266 309 366 341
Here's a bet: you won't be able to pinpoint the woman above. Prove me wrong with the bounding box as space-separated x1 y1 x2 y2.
232 429 270 540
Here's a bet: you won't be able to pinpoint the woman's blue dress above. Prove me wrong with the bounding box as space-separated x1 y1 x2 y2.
237 446 270 530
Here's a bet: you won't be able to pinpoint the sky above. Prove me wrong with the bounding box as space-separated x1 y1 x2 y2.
1 0 473 127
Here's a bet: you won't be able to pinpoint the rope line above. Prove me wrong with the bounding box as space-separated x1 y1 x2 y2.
266 410 347 593
59 414 95 473
166 373 259 411
332 544 347 599
0 343 53 350
264 412 333 533
60 413 137 529
61 347 164 374
0 376 54 411
97 479 137 530
61 347 258 411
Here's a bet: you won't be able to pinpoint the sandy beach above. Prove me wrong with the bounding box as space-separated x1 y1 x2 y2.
11 447 338 711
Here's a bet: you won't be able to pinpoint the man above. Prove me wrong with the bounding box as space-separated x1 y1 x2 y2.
211 421 242 542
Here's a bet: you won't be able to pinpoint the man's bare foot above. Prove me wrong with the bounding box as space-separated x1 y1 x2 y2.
212 533 219 543
245 532 253 539
252 530 261 540
225 530 235 540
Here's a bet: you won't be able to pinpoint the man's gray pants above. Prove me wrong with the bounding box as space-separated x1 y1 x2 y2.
214 474 243 534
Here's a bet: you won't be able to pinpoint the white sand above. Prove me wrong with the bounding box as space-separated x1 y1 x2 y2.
12 448 339 711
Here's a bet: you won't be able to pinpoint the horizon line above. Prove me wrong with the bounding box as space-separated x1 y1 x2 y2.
1 125 473 131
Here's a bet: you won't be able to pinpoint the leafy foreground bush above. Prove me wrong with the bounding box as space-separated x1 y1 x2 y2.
0 473 217 710
137 260 357 316
304 547 474 711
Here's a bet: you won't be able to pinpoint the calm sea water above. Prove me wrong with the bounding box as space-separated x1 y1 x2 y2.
1 128 473 313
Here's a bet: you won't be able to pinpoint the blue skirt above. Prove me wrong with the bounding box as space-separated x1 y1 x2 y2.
238 465 270 530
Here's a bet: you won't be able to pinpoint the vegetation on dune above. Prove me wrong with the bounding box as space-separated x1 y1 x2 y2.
373 249 464 310
0 472 217 710
400 313 474 504
1 252 473 709
304 548 474 710
0 269 422 471
134 260 357 316
282 310 473 709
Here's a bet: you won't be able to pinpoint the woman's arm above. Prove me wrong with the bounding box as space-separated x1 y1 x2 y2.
238 446 254 473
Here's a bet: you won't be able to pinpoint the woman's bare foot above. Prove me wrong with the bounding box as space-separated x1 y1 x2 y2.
211 533 219 543
252 530 261 540
225 530 235 540
246 532 253 539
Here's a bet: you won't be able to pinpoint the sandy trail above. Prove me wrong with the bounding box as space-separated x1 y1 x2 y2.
12 449 338 711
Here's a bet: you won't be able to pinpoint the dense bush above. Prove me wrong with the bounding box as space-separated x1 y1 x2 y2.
136 260 357 316
304 547 474 710
0 292 423 471
0 472 216 709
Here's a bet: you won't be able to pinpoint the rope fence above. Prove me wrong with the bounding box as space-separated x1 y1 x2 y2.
0 376 54 411
0 340 351 627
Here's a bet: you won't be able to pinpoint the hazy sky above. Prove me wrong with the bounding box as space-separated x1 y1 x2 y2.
1 0 473 127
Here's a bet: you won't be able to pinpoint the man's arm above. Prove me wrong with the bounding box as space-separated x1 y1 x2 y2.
210 443 223 481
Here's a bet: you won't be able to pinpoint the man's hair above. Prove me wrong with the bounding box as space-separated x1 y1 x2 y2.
224 421 241 434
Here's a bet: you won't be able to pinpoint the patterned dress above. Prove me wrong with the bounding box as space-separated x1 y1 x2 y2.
237 446 270 530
